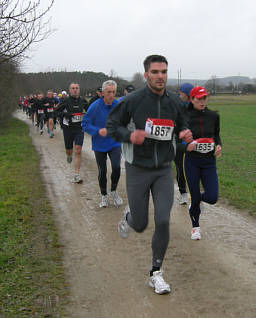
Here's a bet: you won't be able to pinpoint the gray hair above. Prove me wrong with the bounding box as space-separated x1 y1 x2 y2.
102 80 117 91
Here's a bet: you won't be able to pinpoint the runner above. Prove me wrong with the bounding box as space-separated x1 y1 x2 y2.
22 96 27 113
60 91 68 102
175 82 194 205
42 90 56 138
182 86 222 240
82 80 123 208
55 82 88 183
118 84 135 102
106 55 192 294
27 94 33 119
30 94 38 126
53 92 60 129
88 87 102 106
35 92 45 134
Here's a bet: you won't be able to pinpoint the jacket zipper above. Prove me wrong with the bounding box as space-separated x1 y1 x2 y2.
200 113 204 137
154 98 161 168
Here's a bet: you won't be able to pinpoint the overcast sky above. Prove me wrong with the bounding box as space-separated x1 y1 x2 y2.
22 0 256 80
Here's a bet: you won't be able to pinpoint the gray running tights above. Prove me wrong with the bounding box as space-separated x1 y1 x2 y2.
125 162 174 268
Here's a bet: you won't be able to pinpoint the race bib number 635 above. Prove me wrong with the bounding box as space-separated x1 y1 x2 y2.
194 138 215 153
145 118 174 141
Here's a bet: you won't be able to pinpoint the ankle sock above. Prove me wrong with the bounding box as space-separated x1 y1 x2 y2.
150 266 160 277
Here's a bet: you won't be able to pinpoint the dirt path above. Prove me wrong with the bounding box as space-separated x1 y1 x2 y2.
16 112 256 318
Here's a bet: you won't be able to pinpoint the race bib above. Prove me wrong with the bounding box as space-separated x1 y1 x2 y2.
47 107 53 112
194 138 215 153
145 118 174 141
71 112 83 123
38 109 44 114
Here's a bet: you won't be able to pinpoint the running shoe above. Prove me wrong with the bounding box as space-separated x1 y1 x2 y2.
72 174 83 184
99 195 109 208
149 270 171 294
178 193 188 205
191 227 201 240
40 129 43 135
67 155 72 164
49 133 54 138
118 205 130 238
109 191 123 207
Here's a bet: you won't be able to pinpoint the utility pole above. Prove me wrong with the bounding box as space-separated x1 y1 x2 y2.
177 69 182 88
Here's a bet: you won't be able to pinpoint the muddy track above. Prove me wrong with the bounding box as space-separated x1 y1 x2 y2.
16 111 256 318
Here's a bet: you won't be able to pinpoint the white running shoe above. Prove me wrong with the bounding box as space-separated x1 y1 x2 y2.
118 206 130 238
109 190 123 207
72 174 83 184
179 193 188 205
67 155 72 164
99 195 109 208
149 270 171 294
191 227 201 240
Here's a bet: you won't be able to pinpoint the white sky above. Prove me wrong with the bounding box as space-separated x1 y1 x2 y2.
22 0 256 80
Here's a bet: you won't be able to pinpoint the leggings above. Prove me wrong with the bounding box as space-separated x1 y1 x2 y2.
94 146 121 195
174 147 187 194
37 113 45 130
184 154 218 227
125 162 174 268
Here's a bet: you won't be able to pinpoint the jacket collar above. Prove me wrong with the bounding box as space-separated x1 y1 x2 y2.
145 85 168 99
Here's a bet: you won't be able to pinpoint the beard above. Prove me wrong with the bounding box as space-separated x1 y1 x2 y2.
147 79 166 92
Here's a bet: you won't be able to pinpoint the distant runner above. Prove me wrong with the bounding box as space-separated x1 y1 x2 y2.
35 92 45 134
55 83 88 183
42 90 56 138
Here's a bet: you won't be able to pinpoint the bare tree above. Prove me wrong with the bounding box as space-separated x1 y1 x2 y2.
131 72 145 89
109 69 118 79
0 0 54 64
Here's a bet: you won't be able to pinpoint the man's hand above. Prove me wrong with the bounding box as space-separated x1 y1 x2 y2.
130 130 146 145
179 129 193 143
214 145 222 157
99 128 107 137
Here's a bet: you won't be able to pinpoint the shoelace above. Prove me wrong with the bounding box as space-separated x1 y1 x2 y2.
154 275 168 288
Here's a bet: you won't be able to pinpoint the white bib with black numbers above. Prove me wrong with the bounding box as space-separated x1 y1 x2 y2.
47 107 53 112
38 109 44 114
145 118 174 141
194 138 215 153
71 112 83 123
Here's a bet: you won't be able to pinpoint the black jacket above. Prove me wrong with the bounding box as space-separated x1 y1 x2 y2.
106 86 188 169
55 96 88 130
178 105 221 157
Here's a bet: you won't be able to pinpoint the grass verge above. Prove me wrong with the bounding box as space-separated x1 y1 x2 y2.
0 117 68 317
208 95 256 215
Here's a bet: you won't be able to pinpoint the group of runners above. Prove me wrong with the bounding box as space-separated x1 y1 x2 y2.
19 54 222 295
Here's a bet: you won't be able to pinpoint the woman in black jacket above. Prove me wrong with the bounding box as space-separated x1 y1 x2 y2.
184 86 222 240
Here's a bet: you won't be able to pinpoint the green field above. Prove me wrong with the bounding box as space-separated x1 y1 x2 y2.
0 118 68 317
208 94 256 214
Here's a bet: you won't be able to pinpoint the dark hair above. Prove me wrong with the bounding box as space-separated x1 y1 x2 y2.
143 55 168 72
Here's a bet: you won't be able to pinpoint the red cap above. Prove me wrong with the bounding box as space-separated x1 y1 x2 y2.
190 86 208 99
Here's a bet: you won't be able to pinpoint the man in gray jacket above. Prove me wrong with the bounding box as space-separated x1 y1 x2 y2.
106 55 192 294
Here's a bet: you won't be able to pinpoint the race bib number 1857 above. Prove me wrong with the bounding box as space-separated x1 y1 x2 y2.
145 118 174 141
